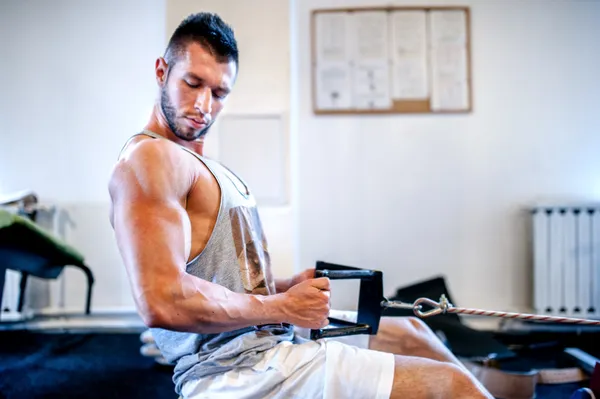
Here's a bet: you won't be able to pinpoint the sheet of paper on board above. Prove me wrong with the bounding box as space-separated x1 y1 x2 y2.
315 62 353 110
389 10 429 100
429 10 469 111
352 60 392 110
314 11 352 63
350 11 392 109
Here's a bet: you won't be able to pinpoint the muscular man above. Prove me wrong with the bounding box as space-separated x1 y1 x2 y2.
108 12 492 399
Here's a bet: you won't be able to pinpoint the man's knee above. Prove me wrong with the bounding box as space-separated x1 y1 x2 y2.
387 316 431 335
444 363 491 398
399 317 433 349
443 363 474 387
374 316 434 351
390 357 491 399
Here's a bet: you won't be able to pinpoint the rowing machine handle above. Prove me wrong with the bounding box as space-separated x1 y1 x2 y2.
316 269 378 280
309 269 376 340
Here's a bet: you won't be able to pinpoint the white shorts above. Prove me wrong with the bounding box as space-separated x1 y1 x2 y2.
181 310 395 399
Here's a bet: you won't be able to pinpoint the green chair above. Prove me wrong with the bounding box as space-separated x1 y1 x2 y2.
0 205 94 318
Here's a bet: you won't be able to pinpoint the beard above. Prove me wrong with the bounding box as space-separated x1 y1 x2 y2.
160 86 212 142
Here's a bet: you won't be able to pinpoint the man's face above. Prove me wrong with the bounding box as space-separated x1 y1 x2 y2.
158 42 237 141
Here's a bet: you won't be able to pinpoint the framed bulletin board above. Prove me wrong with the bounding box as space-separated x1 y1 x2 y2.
311 6 472 114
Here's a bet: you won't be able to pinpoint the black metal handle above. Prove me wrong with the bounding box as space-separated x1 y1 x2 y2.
315 269 377 280
309 262 384 339
310 267 381 339
310 317 372 339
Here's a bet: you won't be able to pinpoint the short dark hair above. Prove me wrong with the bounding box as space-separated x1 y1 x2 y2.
164 12 238 69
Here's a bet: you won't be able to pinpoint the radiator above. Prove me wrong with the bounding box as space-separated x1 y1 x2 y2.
532 206 600 318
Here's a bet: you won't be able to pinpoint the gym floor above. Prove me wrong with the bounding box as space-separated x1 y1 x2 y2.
0 312 175 399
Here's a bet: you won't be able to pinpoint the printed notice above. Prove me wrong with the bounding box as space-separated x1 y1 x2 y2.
315 12 351 63
316 63 353 110
350 11 391 109
430 45 469 111
429 10 470 111
390 10 428 99
429 10 467 46
352 61 391 110
314 12 353 110
351 11 389 61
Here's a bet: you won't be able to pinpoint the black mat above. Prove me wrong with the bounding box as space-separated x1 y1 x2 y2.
0 331 175 399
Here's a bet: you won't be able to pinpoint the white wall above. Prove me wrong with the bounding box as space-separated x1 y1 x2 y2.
167 0 295 279
292 0 600 311
0 0 294 313
0 0 166 311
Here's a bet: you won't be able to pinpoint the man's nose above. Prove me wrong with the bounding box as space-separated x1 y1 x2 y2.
195 88 212 115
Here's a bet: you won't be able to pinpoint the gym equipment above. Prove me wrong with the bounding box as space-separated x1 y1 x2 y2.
0 194 94 321
310 261 383 339
311 260 600 399
310 261 600 340
569 363 600 398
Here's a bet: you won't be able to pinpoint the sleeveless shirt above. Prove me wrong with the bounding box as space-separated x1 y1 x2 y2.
119 130 294 394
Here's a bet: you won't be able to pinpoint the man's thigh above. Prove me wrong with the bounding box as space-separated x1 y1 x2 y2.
181 339 395 399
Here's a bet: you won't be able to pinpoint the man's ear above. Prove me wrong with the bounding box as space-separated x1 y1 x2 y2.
155 57 169 86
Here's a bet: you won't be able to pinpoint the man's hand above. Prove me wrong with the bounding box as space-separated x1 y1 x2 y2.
290 268 315 288
275 268 316 293
279 277 331 329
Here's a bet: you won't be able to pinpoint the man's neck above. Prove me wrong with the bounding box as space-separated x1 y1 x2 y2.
144 106 205 156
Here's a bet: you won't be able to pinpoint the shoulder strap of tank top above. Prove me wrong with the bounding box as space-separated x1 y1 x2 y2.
119 130 251 199
118 130 205 162
142 130 210 162
116 132 146 160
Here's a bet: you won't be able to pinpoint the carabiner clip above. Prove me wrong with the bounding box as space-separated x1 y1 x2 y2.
413 297 444 318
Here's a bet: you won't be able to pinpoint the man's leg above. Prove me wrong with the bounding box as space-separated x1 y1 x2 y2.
369 316 463 365
299 311 492 397
370 316 493 398
325 310 470 368
389 355 493 399
179 333 493 399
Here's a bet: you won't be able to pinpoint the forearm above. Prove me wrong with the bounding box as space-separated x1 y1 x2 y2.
147 272 289 334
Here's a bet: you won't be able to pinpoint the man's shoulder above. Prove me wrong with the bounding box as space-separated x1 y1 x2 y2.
117 135 181 164
108 136 193 198
112 135 197 181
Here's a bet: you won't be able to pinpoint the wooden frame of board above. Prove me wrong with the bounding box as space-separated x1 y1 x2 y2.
311 6 472 115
